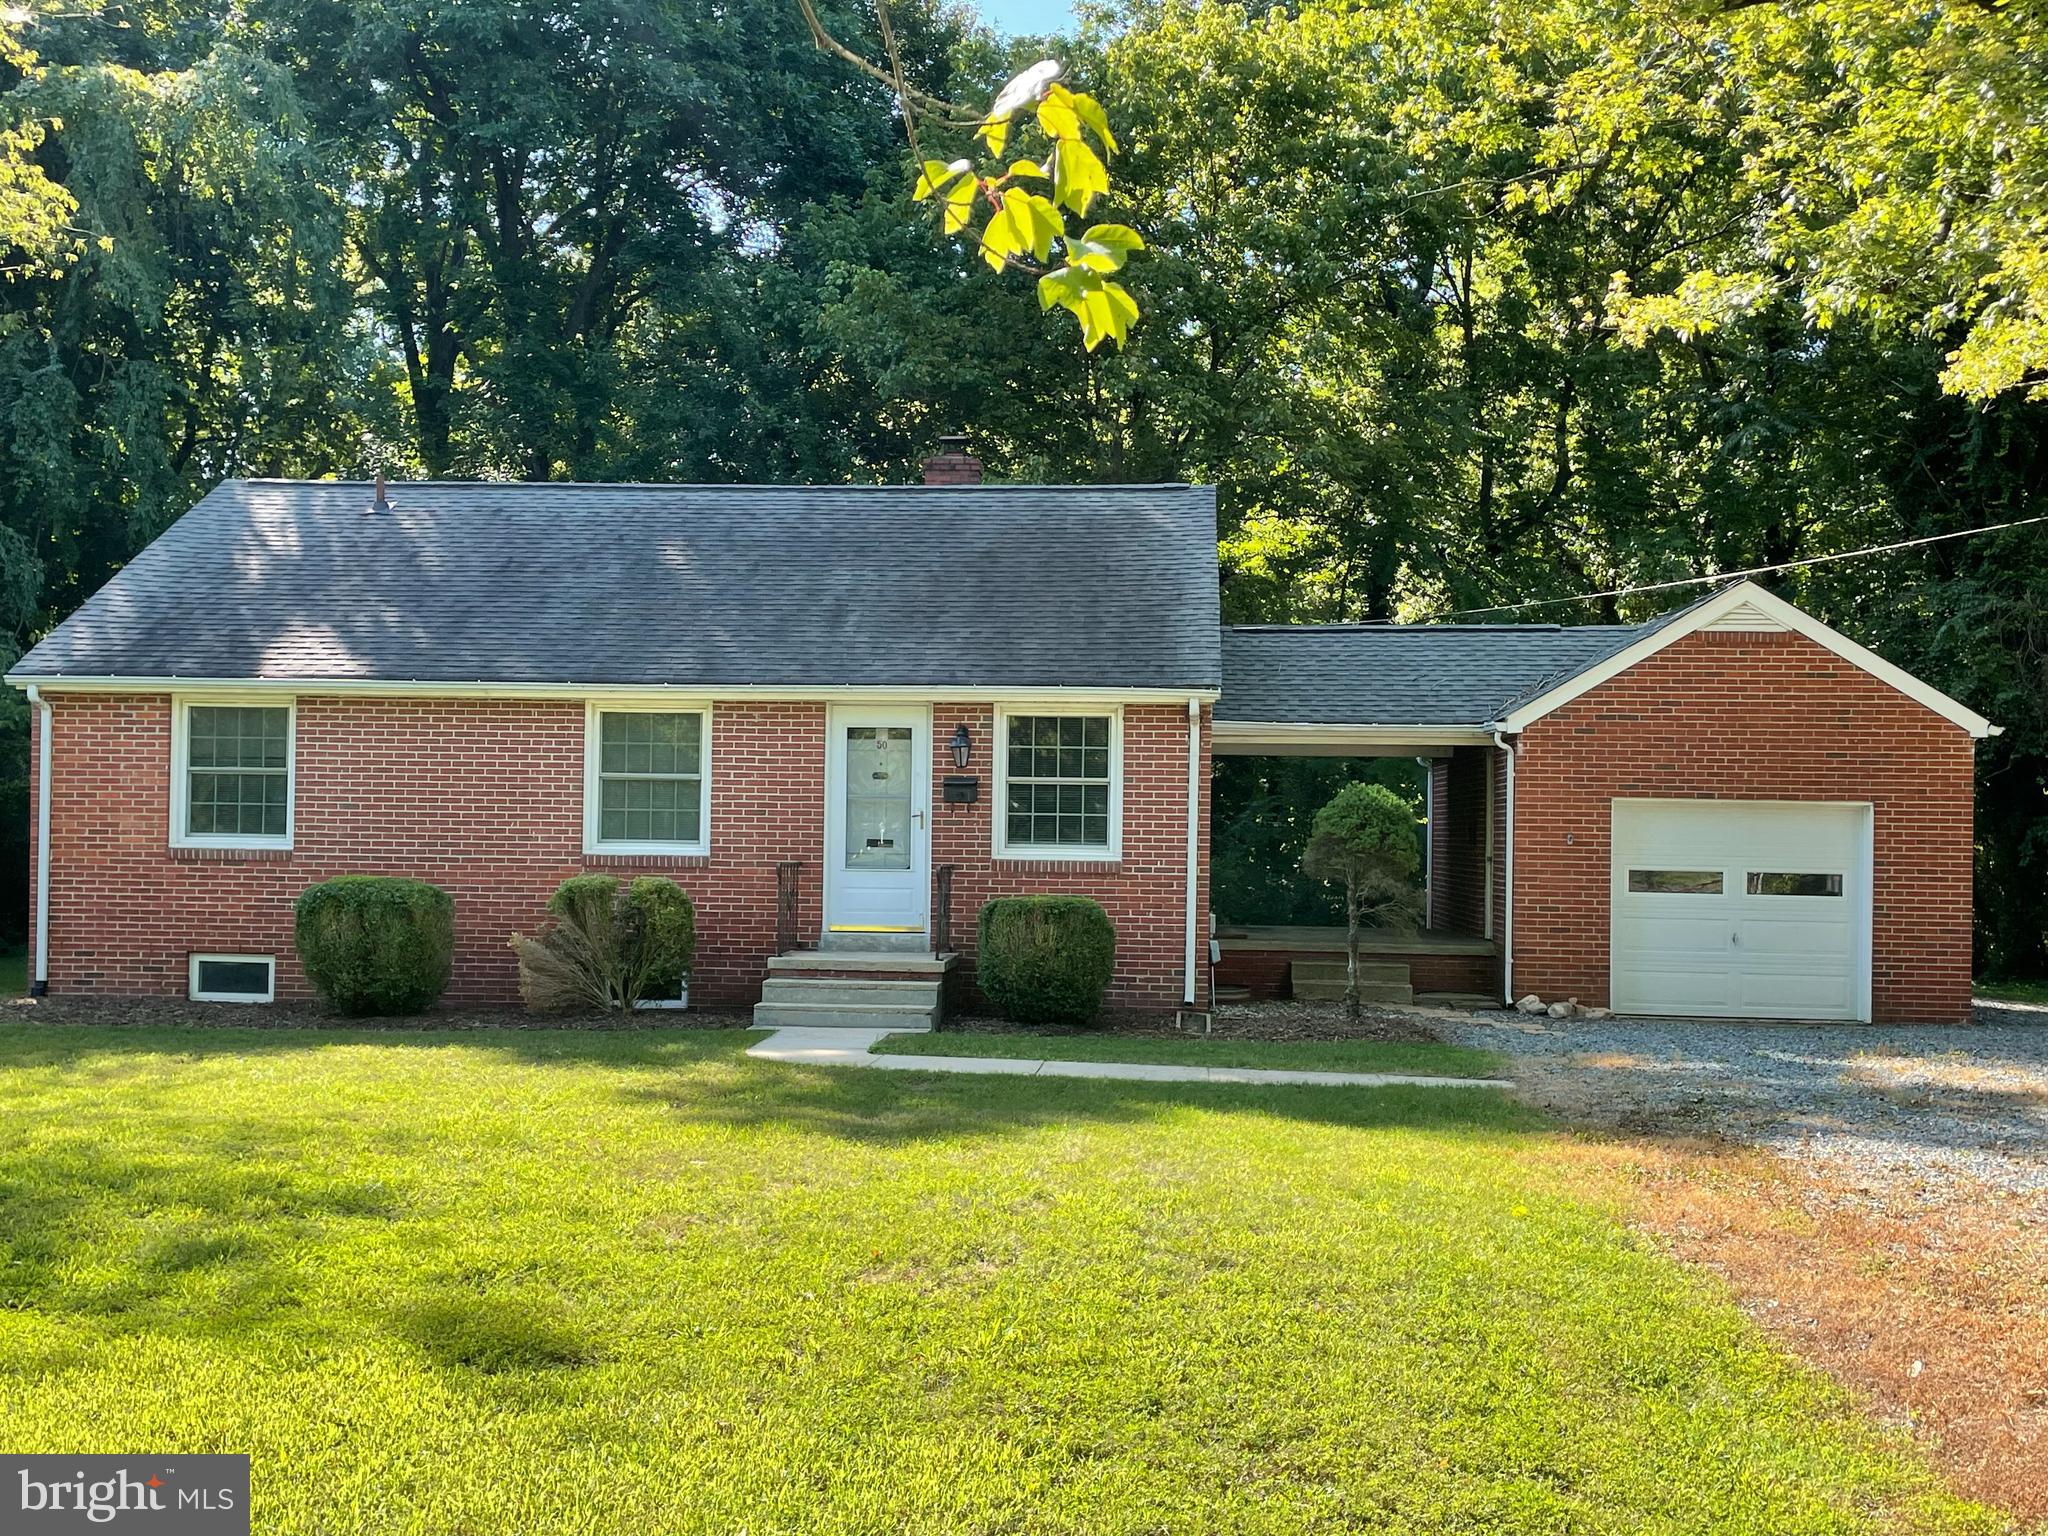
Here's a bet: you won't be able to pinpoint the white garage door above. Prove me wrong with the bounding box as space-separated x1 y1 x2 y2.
1610 800 1871 1021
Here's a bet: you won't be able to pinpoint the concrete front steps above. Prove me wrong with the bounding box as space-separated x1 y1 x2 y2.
1290 957 1414 1006
750 949 955 1031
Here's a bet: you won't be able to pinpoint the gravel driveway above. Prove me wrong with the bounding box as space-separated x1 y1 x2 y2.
1437 1000 2048 1197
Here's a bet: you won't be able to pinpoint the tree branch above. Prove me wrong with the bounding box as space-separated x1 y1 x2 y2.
790 0 976 124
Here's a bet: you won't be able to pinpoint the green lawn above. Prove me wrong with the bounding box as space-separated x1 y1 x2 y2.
878 1028 1508 1079
1975 976 2048 1006
0 1024 1997 1535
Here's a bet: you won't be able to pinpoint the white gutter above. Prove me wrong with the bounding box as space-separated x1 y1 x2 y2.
27 685 50 997
1492 728 1517 1005
1183 697 1202 1007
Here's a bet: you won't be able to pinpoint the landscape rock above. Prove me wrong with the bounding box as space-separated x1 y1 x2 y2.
1516 994 1547 1014
1547 1000 1575 1019
1582 1006 1613 1020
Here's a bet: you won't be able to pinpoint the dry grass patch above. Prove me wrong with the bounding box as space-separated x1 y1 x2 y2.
1576 1051 1651 1071
1543 1133 2048 1528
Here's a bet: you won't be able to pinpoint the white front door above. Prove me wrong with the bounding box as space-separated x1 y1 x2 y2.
1610 799 1871 1021
824 708 930 939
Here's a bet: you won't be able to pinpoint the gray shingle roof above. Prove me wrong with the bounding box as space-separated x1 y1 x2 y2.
11 480 1223 692
1216 597 1711 727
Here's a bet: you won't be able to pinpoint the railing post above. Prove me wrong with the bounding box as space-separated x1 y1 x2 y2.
775 861 803 954
934 863 957 954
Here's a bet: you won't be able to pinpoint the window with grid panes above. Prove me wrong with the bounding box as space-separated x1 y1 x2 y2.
594 711 705 847
184 705 290 840
1003 714 1112 850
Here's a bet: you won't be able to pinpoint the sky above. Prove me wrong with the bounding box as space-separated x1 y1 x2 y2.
975 0 1076 37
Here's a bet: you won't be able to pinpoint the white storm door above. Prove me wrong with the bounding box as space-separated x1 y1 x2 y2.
1610 799 1870 1022
824 709 930 937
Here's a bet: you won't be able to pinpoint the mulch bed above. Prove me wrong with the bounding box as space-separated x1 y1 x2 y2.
942 998 1446 1045
6 993 1450 1047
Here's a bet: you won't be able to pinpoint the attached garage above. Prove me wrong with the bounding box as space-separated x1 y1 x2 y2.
1496 582 1994 1024
1219 579 1994 1024
1609 800 1871 1021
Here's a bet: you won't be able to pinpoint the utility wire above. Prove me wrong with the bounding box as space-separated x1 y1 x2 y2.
1437 512 2048 619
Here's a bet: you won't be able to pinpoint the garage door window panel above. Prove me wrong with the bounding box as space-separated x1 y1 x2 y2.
1746 872 1843 897
1628 869 1723 895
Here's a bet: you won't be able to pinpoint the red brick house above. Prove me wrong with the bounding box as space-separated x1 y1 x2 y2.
8 465 1997 1024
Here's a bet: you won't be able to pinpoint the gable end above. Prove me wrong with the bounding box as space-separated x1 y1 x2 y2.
1494 580 1996 739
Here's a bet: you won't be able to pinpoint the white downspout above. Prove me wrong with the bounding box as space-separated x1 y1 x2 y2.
1492 729 1516 1005
1183 697 1201 1006
28 685 51 996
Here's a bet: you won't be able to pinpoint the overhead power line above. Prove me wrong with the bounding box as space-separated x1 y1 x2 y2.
1437 512 2048 619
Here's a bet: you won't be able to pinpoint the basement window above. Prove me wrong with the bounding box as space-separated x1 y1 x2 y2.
188 953 276 1003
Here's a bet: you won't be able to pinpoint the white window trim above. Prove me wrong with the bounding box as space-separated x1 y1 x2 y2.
188 952 276 1003
582 701 713 856
992 704 1123 862
169 693 296 851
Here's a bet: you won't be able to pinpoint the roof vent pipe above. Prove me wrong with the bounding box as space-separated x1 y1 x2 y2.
368 469 390 514
921 435 983 486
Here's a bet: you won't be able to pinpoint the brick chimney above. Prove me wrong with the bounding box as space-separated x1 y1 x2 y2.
921 435 983 486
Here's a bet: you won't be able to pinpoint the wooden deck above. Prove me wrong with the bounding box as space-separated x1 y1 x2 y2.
1215 925 1499 1001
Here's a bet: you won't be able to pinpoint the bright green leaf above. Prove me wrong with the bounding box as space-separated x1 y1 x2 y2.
981 198 1025 272
1021 192 1065 259
1051 138 1109 217
1069 91 1118 156
1038 83 1083 142
1081 223 1143 258
943 176 978 235
1037 267 1089 313
912 158 971 202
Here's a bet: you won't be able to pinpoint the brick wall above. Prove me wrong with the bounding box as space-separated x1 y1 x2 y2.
931 703 1209 1009
1428 747 1494 940
1508 628 1977 1023
28 694 1206 1011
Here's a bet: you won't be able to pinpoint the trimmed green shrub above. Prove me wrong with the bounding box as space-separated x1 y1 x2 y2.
624 878 696 998
295 875 455 1016
1301 782 1424 1022
977 895 1116 1025
510 874 696 1012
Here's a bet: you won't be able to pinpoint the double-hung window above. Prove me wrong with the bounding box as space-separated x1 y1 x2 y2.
996 710 1120 858
172 699 294 849
585 706 710 854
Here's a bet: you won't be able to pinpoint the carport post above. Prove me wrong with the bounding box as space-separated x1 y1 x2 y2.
1492 729 1517 1006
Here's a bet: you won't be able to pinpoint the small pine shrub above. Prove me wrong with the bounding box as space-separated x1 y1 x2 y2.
510 875 696 1012
977 895 1116 1026
295 875 455 1016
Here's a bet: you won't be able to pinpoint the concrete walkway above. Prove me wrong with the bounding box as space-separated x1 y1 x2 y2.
746 1027 1513 1090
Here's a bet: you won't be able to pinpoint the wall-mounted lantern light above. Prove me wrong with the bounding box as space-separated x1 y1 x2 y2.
950 723 973 769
